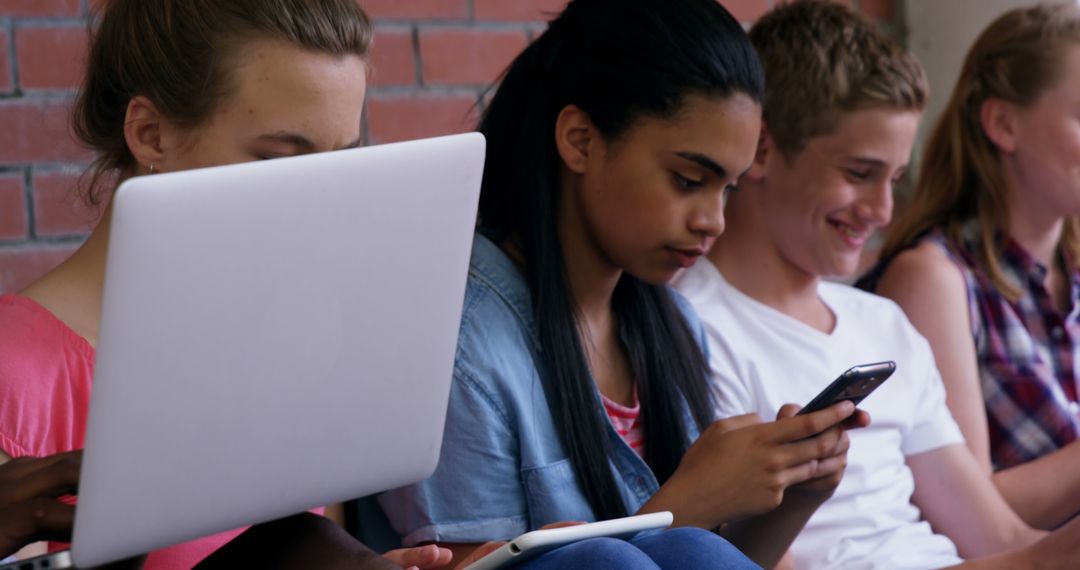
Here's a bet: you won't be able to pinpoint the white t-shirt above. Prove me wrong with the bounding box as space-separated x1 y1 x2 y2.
674 260 965 569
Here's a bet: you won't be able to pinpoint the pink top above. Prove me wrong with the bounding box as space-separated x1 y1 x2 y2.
601 392 645 459
0 294 244 569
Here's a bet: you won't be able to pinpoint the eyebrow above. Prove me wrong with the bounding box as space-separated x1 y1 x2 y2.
848 157 887 168
673 151 752 180
256 132 363 151
674 151 728 178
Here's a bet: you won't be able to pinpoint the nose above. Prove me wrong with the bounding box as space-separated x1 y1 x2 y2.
689 194 726 239
856 181 894 227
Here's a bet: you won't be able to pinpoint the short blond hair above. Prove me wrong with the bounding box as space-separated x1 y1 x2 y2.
749 0 928 156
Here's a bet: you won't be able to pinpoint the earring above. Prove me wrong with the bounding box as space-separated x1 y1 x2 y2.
149 162 156 175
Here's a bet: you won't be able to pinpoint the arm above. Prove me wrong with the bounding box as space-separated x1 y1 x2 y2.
908 444 1043 559
878 244 1080 529
718 404 863 569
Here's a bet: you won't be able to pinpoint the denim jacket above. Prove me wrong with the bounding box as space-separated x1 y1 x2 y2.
376 232 707 545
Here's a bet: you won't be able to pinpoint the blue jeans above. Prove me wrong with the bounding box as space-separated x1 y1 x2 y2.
517 527 761 569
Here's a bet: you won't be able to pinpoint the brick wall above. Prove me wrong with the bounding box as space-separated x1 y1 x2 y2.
0 0 897 293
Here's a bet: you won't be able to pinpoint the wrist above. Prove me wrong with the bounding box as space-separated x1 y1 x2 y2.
648 476 717 529
781 487 833 510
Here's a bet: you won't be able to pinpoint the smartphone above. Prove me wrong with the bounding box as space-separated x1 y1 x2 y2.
796 361 896 416
462 511 674 570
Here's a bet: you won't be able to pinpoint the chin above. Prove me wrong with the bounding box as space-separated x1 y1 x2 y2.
627 266 680 286
824 262 860 280
807 255 858 281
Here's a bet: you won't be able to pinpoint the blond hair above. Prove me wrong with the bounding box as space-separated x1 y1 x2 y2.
748 0 928 157
880 2 1080 300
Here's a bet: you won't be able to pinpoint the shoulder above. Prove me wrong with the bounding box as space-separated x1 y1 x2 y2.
453 235 541 401
879 241 967 298
822 279 904 312
667 286 703 332
0 295 93 457
871 241 972 336
458 236 533 353
821 282 928 349
0 295 91 372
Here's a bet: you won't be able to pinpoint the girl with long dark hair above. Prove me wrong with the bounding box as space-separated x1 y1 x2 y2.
376 0 863 567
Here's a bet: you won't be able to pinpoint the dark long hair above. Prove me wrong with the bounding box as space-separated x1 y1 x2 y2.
477 0 764 521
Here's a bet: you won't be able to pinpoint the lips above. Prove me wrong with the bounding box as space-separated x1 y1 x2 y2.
827 218 870 247
667 247 706 268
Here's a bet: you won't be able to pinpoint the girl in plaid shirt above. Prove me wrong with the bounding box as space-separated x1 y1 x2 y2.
864 3 1080 530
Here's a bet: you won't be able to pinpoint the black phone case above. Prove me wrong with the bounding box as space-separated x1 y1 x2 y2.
796 361 896 415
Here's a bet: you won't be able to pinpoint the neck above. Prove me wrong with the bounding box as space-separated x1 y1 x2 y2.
1004 182 1064 268
707 190 832 332
21 205 112 346
557 200 621 329
1000 155 1068 267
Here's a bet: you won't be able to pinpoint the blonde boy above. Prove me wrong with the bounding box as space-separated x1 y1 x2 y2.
674 2 1080 568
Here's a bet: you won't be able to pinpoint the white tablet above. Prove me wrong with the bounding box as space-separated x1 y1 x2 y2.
463 511 675 570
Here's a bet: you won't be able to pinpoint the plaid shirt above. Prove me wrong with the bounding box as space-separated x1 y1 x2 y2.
921 224 1080 469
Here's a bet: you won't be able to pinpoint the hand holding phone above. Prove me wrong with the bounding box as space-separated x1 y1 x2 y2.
796 361 895 416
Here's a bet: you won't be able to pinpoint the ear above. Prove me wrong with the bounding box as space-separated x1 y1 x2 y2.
554 104 595 175
123 96 166 174
980 97 1019 154
745 123 773 181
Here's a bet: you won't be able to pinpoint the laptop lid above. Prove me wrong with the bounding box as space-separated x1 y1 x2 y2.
71 133 485 568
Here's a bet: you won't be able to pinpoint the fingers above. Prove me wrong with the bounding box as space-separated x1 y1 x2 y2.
382 544 452 569
810 451 848 479
769 401 855 443
0 497 75 558
0 452 81 509
455 542 505 569
780 425 848 469
0 451 81 486
775 404 801 420
708 413 763 435
842 410 871 430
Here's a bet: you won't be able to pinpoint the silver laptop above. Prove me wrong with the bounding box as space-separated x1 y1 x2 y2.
8 133 484 569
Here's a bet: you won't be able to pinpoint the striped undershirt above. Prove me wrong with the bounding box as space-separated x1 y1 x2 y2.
602 393 644 459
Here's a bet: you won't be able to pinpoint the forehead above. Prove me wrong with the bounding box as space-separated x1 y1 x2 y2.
212 38 367 136
1037 44 1080 104
800 107 920 163
618 93 762 165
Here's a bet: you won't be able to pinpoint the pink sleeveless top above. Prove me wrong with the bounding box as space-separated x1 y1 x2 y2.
0 294 244 569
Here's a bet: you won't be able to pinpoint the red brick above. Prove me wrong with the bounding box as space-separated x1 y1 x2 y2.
474 0 567 22
0 175 27 240
0 101 93 164
366 94 478 144
0 30 12 94
16 27 89 91
858 0 896 22
358 0 468 20
33 172 97 237
370 29 416 87
420 29 527 86
0 0 79 17
0 245 78 293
